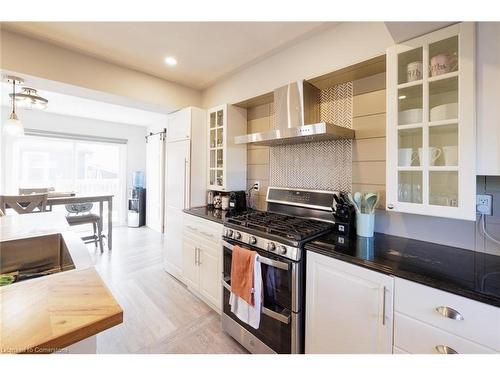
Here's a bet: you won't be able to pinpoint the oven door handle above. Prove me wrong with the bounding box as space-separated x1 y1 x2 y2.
221 278 291 325
222 240 290 271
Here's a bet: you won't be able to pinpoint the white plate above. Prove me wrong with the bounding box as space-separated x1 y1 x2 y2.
430 103 458 122
398 108 422 125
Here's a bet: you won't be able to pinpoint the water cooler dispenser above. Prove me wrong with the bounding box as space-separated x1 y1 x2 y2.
128 171 146 227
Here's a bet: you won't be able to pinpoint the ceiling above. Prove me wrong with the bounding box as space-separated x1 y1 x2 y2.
3 22 333 90
1 82 167 127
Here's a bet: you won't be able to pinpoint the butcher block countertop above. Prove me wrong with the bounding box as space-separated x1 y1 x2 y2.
0 212 123 354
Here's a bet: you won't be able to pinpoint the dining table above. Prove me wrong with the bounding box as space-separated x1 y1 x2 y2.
46 194 114 250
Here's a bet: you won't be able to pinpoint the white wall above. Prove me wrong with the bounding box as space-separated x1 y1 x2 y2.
202 22 394 108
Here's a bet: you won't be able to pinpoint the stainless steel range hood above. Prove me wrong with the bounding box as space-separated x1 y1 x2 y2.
234 80 355 146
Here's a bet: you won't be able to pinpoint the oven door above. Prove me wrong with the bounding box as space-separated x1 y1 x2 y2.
222 239 301 354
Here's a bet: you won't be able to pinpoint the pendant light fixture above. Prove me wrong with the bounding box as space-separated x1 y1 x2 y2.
3 76 24 137
11 87 48 110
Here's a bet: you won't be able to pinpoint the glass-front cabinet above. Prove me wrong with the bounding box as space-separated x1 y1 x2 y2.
207 104 247 192
386 23 475 220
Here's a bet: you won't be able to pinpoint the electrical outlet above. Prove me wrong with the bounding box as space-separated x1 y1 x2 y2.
476 194 493 215
254 181 260 192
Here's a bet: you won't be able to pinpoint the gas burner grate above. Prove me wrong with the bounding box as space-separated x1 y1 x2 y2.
226 212 333 241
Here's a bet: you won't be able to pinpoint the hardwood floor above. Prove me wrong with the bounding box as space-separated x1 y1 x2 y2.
85 226 246 354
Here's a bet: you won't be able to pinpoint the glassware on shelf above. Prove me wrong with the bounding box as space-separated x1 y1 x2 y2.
398 47 423 84
429 36 458 77
429 171 458 207
429 76 458 122
217 149 223 168
217 110 223 127
210 129 216 148
398 171 422 204
216 170 223 187
216 128 223 147
210 112 216 129
398 128 422 166
398 85 423 125
429 124 458 166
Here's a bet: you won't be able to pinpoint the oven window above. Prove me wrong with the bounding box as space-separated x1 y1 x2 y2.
223 247 292 310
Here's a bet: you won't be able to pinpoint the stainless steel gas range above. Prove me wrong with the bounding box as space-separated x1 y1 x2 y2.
221 187 336 354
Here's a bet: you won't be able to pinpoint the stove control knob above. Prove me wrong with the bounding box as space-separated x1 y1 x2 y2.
225 229 233 237
249 236 257 245
278 245 287 255
267 242 276 252
235 232 242 240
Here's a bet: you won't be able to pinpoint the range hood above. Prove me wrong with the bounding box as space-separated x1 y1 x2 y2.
234 80 355 146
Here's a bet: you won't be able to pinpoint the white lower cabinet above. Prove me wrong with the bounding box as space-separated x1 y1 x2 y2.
305 251 394 354
394 278 500 354
182 214 222 313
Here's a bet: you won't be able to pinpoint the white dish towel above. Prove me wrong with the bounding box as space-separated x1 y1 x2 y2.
229 255 262 329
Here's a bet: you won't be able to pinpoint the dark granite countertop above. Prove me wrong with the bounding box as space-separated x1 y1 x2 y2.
183 206 251 224
305 232 500 308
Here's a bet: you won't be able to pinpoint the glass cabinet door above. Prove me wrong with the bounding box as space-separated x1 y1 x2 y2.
388 23 475 220
208 107 225 190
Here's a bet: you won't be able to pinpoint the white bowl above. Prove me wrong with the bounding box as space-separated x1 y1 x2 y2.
398 108 422 125
430 103 458 122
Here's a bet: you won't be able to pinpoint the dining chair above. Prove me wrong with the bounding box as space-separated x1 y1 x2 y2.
65 202 104 252
0 194 48 214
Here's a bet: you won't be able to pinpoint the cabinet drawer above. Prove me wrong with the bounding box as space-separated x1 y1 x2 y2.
395 278 500 350
395 313 497 354
183 213 222 243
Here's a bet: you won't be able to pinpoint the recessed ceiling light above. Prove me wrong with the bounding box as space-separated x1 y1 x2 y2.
164 56 177 66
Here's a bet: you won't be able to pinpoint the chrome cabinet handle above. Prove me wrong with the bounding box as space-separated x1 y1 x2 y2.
197 247 202 265
194 247 198 265
382 286 387 326
183 158 188 209
187 225 198 231
435 306 464 321
199 230 214 238
435 345 459 354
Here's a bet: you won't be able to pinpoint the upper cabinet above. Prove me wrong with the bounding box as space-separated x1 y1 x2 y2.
477 22 500 175
207 104 247 192
386 23 476 220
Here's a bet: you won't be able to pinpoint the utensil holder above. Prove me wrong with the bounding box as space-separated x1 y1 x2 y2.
356 213 375 237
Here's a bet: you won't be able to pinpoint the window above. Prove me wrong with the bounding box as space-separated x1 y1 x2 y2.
6 135 127 225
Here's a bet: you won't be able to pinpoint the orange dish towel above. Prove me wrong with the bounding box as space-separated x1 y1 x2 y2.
230 246 257 306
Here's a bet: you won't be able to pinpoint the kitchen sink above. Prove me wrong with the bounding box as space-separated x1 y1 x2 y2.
0 233 76 285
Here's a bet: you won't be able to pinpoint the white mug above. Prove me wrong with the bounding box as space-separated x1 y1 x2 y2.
407 61 423 82
418 147 442 166
443 145 458 166
398 148 418 166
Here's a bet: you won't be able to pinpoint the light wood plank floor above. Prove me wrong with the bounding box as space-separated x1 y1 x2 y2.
85 226 246 354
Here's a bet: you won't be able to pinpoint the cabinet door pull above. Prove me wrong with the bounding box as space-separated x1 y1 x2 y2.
194 247 198 265
435 345 459 354
435 306 464 321
200 231 214 238
187 225 198 231
382 286 387 326
198 247 202 265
